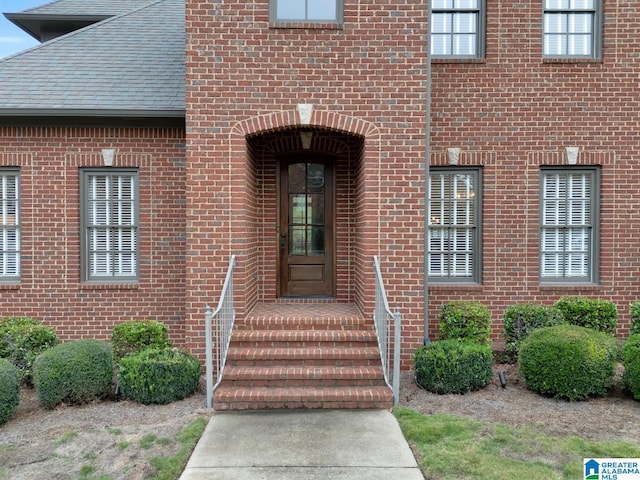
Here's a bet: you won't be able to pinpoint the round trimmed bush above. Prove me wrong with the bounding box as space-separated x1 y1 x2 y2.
111 319 171 364
118 348 201 405
439 301 491 345
502 303 564 362
0 358 20 426
519 324 618 401
622 334 640 400
414 339 493 394
553 296 618 335
34 339 113 409
0 317 59 385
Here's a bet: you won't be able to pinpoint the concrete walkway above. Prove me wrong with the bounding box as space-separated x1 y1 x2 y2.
179 409 424 480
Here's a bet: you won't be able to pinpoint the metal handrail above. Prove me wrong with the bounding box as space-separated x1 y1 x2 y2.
205 255 236 408
373 256 401 406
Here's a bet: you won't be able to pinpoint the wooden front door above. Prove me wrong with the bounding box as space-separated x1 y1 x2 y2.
278 155 334 297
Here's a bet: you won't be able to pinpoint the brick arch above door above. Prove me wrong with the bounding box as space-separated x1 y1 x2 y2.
230 106 381 141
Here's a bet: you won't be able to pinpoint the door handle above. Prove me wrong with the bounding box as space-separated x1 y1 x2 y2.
280 234 286 255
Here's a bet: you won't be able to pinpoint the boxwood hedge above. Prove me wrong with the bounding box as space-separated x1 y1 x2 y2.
33 339 113 409
519 324 618 401
439 301 491 345
0 317 58 385
118 347 200 405
0 358 20 426
622 333 640 400
414 339 493 394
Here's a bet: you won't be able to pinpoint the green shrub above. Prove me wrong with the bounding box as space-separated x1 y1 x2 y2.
0 317 59 385
111 320 171 363
414 339 493 394
519 324 618 401
439 301 491 345
553 296 618 335
33 339 113 409
0 358 20 426
118 348 201 405
629 302 640 336
622 333 640 400
502 304 564 362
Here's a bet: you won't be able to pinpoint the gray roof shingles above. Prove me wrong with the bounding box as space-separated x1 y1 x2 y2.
0 0 185 117
21 0 160 16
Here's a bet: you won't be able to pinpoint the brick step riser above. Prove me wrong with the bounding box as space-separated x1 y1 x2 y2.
232 340 379 348
236 320 373 331
226 358 382 367
213 386 394 411
224 378 387 388
214 401 392 410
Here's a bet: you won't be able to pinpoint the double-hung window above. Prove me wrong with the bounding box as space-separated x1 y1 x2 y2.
270 0 343 23
431 0 486 59
81 170 139 282
428 168 481 283
0 170 19 281
540 168 599 283
543 0 602 58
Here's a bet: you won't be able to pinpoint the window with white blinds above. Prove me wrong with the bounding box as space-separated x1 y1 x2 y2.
81 170 138 282
1 171 20 280
540 169 598 283
431 0 485 58
428 169 481 283
543 0 601 58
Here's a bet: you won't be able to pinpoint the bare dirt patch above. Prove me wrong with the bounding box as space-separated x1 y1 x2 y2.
0 388 212 480
400 362 640 443
2 363 639 480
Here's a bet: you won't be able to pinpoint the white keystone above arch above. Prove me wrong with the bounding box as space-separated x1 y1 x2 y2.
297 104 314 125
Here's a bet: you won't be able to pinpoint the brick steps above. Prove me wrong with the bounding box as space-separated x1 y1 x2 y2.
231 329 378 348
213 386 393 411
213 303 393 410
223 365 384 387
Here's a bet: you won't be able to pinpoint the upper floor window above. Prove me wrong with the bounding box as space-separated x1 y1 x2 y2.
540 168 599 283
428 168 482 283
270 0 343 23
543 0 602 58
81 170 139 282
431 0 486 59
0 170 19 281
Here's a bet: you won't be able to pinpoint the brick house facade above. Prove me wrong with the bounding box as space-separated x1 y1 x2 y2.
0 0 637 375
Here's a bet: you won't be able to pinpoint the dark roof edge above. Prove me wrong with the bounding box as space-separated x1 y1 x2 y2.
0 113 185 128
4 13 111 22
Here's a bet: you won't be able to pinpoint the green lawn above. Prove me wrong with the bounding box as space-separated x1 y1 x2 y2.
394 406 640 480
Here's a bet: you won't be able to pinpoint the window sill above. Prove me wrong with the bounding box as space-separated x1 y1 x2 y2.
432 57 486 65
269 21 343 30
542 57 602 65
538 283 600 291
429 282 483 290
80 282 140 291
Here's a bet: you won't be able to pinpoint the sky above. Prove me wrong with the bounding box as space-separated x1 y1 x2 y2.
0 0 48 59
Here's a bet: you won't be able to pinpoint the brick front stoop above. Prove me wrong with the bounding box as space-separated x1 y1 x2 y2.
212 303 394 410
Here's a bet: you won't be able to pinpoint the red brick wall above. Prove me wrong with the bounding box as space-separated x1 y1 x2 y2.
185 0 428 364
183 0 640 369
0 126 187 345
427 0 640 346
